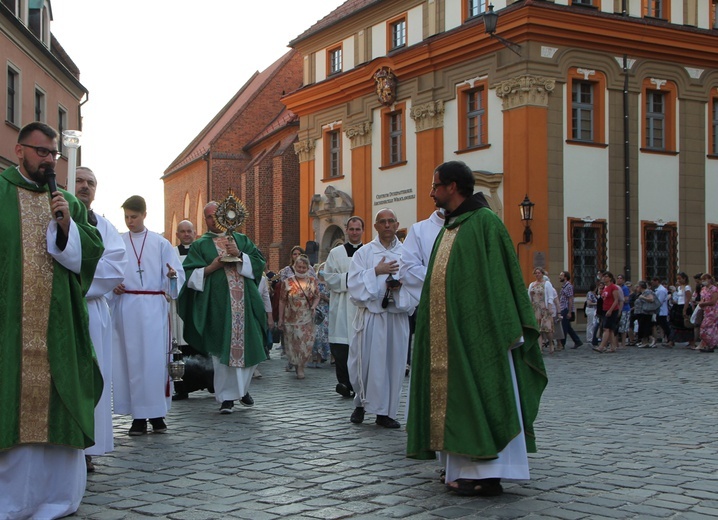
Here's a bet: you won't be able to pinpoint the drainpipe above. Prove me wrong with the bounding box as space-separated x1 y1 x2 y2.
622 1 631 281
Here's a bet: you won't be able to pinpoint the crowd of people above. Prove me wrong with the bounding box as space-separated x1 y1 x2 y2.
2 131 546 519
529 266 718 354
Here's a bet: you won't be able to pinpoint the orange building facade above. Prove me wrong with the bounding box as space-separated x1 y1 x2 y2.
283 0 718 291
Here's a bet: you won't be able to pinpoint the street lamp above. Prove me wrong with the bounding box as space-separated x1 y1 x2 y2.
519 194 534 244
484 4 522 56
62 130 82 195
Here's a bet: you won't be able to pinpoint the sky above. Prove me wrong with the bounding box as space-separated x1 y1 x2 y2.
50 0 347 234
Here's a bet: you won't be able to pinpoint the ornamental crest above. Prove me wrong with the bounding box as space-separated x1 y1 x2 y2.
373 66 397 106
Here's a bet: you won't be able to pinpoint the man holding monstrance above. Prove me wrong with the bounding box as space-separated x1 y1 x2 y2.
178 193 267 413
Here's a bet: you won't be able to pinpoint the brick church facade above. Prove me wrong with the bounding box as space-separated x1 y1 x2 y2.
162 50 303 271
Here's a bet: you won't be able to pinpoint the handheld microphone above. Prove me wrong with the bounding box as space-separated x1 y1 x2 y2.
44 169 64 221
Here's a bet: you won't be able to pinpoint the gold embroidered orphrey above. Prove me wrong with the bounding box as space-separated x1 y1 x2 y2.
373 66 397 107
18 189 55 443
428 226 459 451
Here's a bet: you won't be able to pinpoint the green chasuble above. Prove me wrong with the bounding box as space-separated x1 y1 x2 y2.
178 232 267 367
0 166 104 451
406 205 548 461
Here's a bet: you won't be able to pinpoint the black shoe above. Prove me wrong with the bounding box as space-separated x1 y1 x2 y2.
335 383 352 398
172 392 189 401
128 419 147 436
375 415 400 429
240 393 254 407
571 342 583 349
149 417 167 433
219 401 234 414
350 407 365 424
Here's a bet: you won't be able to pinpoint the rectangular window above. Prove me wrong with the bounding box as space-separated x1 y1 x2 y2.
644 0 668 19
381 103 406 168
58 106 67 155
711 225 718 279
323 128 342 179
643 222 677 285
328 46 342 75
7 67 19 124
573 0 594 5
567 69 606 146
458 83 488 151
645 90 665 150
569 219 607 293
389 112 402 163
467 0 487 17
713 99 718 155
34 88 45 122
389 17 406 50
572 81 594 141
642 79 676 152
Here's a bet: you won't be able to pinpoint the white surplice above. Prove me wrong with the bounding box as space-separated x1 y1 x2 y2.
0 445 86 520
398 210 444 301
324 243 362 345
111 230 185 419
85 214 126 456
347 236 417 419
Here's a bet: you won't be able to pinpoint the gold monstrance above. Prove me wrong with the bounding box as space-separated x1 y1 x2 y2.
214 190 248 263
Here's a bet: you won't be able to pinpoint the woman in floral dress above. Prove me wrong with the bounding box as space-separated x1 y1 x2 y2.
311 266 330 367
697 273 718 353
528 267 555 353
278 256 320 378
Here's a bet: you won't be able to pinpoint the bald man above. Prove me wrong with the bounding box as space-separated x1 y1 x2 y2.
347 209 418 429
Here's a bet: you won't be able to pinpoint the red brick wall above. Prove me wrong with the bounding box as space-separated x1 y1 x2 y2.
163 51 304 264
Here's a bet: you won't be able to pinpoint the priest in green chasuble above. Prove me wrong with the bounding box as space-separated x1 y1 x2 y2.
0 122 104 518
178 201 267 414
406 161 547 497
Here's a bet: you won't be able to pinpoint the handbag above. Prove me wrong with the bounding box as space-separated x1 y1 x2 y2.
690 305 704 326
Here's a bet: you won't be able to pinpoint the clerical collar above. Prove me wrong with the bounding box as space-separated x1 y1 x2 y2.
15 166 41 187
87 208 98 227
344 241 363 257
444 191 490 226
177 244 191 256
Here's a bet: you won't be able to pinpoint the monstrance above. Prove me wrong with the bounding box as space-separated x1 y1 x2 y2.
213 190 248 263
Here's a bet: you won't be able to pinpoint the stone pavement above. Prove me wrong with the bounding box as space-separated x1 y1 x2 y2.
75 344 718 519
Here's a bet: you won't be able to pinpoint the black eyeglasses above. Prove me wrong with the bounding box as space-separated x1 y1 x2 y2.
430 182 447 191
20 143 61 160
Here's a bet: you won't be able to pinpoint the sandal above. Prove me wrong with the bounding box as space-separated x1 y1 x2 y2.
592 346 606 353
446 478 503 497
439 469 446 484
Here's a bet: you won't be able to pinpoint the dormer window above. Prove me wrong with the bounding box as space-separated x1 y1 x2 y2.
28 0 52 47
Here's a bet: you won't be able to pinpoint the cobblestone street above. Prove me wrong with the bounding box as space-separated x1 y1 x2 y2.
75 345 718 519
